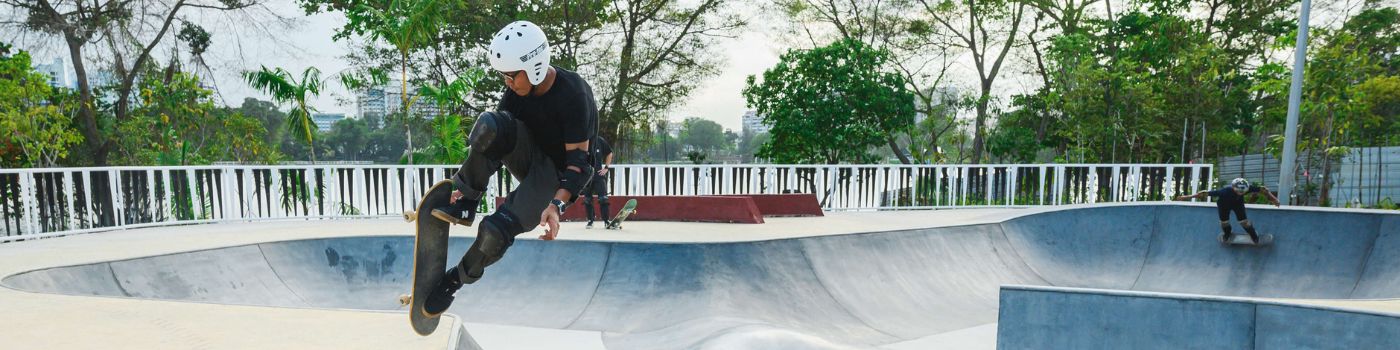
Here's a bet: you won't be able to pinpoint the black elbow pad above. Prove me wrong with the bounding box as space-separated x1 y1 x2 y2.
558 149 594 200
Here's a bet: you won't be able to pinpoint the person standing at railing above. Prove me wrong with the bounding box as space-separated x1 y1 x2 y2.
1174 178 1280 244
582 136 614 229
421 21 599 317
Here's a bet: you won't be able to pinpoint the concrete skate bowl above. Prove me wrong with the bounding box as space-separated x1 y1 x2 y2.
4 204 1399 349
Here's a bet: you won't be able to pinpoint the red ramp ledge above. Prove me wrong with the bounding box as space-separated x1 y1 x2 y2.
496 196 765 224
711 194 823 217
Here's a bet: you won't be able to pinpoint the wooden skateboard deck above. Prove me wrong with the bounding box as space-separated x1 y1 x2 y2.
605 199 638 230
398 179 455 336
1219 233 1274 247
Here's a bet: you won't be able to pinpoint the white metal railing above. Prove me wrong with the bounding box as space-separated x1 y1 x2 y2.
0 163 1211 242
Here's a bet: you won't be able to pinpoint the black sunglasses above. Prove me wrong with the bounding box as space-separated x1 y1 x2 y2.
499 70 522 83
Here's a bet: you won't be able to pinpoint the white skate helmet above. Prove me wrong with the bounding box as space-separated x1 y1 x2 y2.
487 21 551 85
1231 178 1250 192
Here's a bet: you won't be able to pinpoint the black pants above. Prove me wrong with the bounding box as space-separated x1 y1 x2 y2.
1216 202 1247 221
582 175 610 221
450 118 559 232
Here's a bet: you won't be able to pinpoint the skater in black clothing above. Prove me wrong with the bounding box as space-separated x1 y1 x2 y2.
1175 178 1280 243
423 20 598 316
582 136 614 229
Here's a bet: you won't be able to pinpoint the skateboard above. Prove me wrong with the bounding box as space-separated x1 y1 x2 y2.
1219 233 1274 247
397 179 455 336
604 199 638 230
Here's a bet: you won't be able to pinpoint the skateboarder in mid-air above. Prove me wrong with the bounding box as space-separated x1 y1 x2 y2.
424 20 598 316
582 136 613 229
1174 178 1280 244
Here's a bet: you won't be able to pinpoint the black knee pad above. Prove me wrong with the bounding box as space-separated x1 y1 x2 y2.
476 210 523 258
470 111 517 160
582 195 594 205
598 195 610 205
455 209 524 283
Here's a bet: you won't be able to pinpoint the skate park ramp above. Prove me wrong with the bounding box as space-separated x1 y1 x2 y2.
5 203 1400 349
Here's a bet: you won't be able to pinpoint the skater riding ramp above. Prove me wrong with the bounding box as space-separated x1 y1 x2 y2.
997 205 1396 299
5 204 1400 349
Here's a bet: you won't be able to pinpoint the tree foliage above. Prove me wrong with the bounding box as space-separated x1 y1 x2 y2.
744 39 916 164
243 66 325 163
7 0 261 165
679 117 728 153
117 71 277 165
0 48 83 168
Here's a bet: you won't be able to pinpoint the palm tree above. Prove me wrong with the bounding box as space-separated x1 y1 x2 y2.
417 71 485 164
243 66 324 163
357 0 445 164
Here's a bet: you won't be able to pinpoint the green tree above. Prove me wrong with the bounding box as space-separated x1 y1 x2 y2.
0 48 83 168
411 70 486 164
7 0 261 165
107 70 277 166
915 0 1026 164
643 121 681 163
116 71 276 165
685 150 708 164
1255 7 1400 205
1355 75 1400 145
906 88 971 163
679 117 727 153
743 38 916 164
987 112 1040 163
243 66 325 163
238 97 289 151
736 130 770 163
411 115 467 164
325 118 370 161
364 120 410 163
774 0 954 163
326 0 446 164
591 0 745 157
303 0 611 116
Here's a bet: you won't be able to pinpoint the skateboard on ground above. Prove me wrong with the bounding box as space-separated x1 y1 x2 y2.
1219 233 1274 247
397 179 455 336
604 199 638 230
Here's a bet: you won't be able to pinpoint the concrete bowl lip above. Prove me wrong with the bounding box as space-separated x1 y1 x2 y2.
995 201 1400 221
7 203 1399 281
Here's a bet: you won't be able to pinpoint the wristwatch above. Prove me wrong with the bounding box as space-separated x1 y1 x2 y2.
550 199 569 215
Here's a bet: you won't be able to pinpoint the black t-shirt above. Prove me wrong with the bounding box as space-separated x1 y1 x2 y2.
497 67 598 170
591 136 612 169
1209 186 1261 206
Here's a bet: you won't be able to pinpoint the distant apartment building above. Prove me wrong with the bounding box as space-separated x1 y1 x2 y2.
356 83 442 126
312 113 348 132
741 110 769 135
32 58 73 89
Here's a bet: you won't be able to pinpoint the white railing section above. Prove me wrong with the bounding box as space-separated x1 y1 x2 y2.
0 163 1211 242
